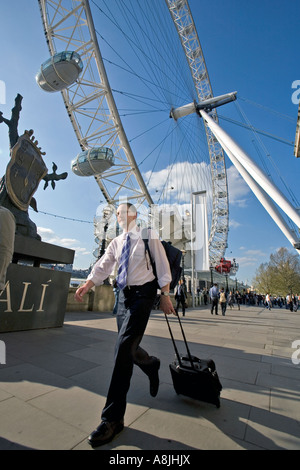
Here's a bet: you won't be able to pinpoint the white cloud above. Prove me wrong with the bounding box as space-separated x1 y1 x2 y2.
235 248 268 269
75 247 91 255
37 226 91 256
244 249 266 257
227 165 250 207
235 256 258 267
229 218 241 229
143 162 250 210
58 238 79 247
239 246 267 256
37 227 54 236
143 161 211 203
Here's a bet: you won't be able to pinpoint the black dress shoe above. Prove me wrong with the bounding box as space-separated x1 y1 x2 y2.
148 357 160 397
88 420 124 448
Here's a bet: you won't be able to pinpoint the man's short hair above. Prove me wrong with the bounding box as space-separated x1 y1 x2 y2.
122 202 137 215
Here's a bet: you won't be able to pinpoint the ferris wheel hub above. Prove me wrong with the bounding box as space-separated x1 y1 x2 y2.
170 92 237 121
170 101 196 120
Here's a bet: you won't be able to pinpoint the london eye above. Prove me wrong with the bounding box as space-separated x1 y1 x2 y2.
36 0 233 268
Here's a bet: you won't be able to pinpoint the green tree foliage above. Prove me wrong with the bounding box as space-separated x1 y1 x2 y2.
252 247 300 295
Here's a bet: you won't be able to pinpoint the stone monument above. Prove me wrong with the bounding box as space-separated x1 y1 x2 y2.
0 94 74 332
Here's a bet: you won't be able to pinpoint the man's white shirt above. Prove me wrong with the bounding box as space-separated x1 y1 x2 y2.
88 227 171 288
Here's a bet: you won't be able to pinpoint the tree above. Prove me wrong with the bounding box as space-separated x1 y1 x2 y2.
252 247 300 295
252 262 273 294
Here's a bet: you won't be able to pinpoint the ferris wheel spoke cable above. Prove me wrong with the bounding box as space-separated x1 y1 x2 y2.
92 0 191 105
95 31 168 103
234 100 300 208
112 88 168 110
218 113 294 147
239 96 295 123
102 53 186 106
91 2 207 156
155 124 203 205
160 120 210 200
117 0 184 100
92 0 183 116
145 122 181 188
75 92 212 200
136 120 175 165
156 148 182 204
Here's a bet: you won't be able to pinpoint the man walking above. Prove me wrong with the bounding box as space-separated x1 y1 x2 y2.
209 283 219 315
174 280 187 316
75 203 176 447
219 287 227 316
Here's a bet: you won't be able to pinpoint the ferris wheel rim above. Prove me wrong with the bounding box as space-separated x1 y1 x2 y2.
165 0 229 264
38 0 152 210
38 0 229 264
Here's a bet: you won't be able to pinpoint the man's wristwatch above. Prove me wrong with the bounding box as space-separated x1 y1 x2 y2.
161 292 170 296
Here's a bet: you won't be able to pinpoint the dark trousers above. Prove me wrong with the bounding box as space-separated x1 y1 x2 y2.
175 295 186 316
211 297 218 315
220 302 227 316
101 280 157 422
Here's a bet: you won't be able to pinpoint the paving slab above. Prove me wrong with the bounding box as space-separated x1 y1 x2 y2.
0 304 300 452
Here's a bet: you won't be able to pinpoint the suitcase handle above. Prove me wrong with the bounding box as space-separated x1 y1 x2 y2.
164 311 196 371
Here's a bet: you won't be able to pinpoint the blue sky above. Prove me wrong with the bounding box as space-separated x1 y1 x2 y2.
0 0 299 285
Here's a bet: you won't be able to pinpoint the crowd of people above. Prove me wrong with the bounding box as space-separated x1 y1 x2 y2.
262 292 299 311
196 284 299 315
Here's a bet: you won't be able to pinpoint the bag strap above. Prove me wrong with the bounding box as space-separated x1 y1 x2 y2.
142 228 157 278
164 312 196 370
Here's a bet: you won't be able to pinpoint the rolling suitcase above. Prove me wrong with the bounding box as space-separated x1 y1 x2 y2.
165 312 222 408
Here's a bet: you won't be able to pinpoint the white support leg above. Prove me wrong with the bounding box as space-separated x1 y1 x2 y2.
201 110 300 230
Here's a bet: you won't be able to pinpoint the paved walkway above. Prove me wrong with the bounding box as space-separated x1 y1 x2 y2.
0 304 300 450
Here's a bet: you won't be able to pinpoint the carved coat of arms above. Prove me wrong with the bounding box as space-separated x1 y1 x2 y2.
5 131 48 211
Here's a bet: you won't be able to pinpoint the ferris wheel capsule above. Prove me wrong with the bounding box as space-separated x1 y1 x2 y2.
36 51 83 92
71 147 115 177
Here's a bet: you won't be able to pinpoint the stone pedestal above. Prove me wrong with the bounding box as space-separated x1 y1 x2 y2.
66 285 115 313
0 234 74 332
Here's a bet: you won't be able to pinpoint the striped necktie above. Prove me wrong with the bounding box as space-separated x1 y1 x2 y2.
117 233 131 290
